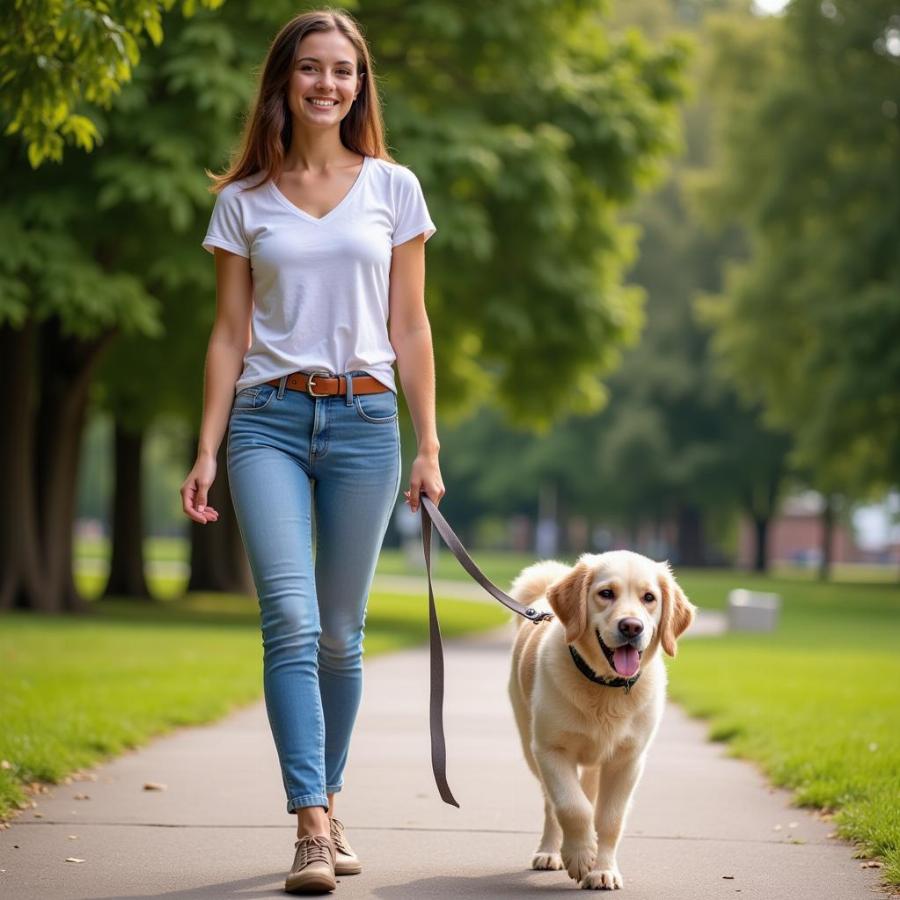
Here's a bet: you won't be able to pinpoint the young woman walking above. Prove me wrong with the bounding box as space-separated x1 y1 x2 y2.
180 8 443 893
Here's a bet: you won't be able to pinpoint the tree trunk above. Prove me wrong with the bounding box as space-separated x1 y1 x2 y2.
104 422 152 600
675 503 705 566
186 435 253 595
0 317 114 613
37 318 115 612
819 493 834 582
0 319 46 610
752 515 769 573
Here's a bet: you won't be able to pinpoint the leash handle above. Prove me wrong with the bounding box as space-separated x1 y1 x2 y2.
418 493 553 809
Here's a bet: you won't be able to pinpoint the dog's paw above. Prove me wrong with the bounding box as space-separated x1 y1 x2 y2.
579 867 624 890
561 842 597 882
531 851 564 870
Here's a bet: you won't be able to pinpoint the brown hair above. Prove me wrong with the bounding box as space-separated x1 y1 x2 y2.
206 7 393 192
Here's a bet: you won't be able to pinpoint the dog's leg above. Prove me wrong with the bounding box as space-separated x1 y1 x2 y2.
533 746 597 882
581 753 645 890
579 765 600 804
531 793 564 870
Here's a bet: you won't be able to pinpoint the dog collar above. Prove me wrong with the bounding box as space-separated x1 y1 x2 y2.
568 644 641 694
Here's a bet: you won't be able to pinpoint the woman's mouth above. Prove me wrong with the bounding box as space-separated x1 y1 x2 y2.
307 98 339 109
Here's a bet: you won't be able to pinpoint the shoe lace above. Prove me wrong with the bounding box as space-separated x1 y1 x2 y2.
295 834 333 868
329 817 350 854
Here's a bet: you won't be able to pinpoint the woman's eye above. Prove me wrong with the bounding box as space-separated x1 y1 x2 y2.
643 592 656 604
299 65 353 76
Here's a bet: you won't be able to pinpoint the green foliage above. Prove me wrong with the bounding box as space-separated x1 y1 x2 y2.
0 0 224 167
696 1 900 495
4 0 691 427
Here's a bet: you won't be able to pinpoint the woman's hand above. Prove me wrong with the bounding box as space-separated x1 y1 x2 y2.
181 454 221 525
404 448 444 513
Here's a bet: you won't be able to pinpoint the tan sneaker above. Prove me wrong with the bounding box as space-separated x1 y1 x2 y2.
330 816 362 876
285 834 336 894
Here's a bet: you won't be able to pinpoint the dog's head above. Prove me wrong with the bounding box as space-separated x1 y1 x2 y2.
546 551 696 679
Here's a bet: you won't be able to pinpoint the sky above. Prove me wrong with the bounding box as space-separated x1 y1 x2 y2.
753 0 791 14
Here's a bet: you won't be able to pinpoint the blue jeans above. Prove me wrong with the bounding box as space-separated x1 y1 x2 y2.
226 372 401 815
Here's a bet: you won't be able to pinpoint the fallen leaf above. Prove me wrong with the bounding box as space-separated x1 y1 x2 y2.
65 857 85 864
143 782 167 792
788 821 798 829
860 861 883 869
67 835 78 840
32 813 43 818
773 824 782 831
722 875 735 880
72 793 90 801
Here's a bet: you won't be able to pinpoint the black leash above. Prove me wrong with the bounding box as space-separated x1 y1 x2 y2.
419 494 553 807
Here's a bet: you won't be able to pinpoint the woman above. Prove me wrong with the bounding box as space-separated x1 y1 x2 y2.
179 8 443 894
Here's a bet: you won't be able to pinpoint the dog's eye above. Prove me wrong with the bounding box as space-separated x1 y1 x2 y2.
642 592 656 604
599 589 615 599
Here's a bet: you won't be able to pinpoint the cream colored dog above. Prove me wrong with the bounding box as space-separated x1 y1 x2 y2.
507 551 696 890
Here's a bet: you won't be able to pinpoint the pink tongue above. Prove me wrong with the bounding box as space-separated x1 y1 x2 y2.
613 646 640 677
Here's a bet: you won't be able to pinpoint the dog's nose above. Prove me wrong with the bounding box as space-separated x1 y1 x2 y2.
618 618 643 640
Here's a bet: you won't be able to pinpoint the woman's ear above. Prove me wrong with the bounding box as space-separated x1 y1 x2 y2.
657 562 696 657
547 562 592 644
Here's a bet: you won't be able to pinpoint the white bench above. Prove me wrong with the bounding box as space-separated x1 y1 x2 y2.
727 589 781 632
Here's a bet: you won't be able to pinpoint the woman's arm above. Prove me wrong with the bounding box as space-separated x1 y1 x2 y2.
389 233 444 511
180 248 252 524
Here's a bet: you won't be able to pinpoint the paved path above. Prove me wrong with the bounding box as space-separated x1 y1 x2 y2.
0 624 881 899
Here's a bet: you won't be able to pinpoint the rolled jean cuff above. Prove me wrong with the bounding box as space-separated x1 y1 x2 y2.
287 793 329 815
325 783 343 795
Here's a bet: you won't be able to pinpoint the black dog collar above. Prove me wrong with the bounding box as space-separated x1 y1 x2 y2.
568 644 641 694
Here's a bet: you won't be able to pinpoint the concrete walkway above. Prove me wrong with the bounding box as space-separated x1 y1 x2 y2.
0 623 882 899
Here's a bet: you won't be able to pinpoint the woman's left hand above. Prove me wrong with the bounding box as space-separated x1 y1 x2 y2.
405 449 445 512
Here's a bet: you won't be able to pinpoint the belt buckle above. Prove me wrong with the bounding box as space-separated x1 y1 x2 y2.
306 371 333 397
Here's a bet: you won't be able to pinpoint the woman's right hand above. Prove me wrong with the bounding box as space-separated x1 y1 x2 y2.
181 454 221 525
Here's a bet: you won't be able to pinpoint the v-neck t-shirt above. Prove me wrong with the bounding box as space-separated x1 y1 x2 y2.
201 155 436 394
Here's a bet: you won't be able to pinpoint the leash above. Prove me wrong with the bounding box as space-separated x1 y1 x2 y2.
418 493 553 807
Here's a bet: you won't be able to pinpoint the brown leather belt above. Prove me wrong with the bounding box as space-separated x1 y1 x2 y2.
265 371 390 397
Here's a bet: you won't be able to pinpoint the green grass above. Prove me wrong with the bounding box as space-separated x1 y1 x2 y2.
667 573 900 886
0 588 509 822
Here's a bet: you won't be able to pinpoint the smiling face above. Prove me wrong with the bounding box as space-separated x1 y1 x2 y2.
287 29 363 131
546 551 696 679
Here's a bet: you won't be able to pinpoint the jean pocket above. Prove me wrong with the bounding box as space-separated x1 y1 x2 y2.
232 383 277 413
353 390 398 424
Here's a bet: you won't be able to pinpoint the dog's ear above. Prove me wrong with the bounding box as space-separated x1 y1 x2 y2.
547 562 592 644
657 561 696 657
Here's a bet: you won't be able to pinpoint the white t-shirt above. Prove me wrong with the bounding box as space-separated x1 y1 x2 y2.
201 155 436 393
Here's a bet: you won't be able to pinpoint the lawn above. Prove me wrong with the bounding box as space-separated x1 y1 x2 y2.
666 572 900 887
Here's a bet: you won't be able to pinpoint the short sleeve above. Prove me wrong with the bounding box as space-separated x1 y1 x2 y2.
201 184 250 258
391 166 437 247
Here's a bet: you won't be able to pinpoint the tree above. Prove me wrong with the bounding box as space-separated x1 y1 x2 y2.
2 0 690 611
0 0 222 167
697 1 900 505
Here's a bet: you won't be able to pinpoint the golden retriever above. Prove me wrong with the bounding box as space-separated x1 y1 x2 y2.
507 551 696 890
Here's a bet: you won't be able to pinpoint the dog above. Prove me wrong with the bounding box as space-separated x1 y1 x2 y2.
507 551 696 890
